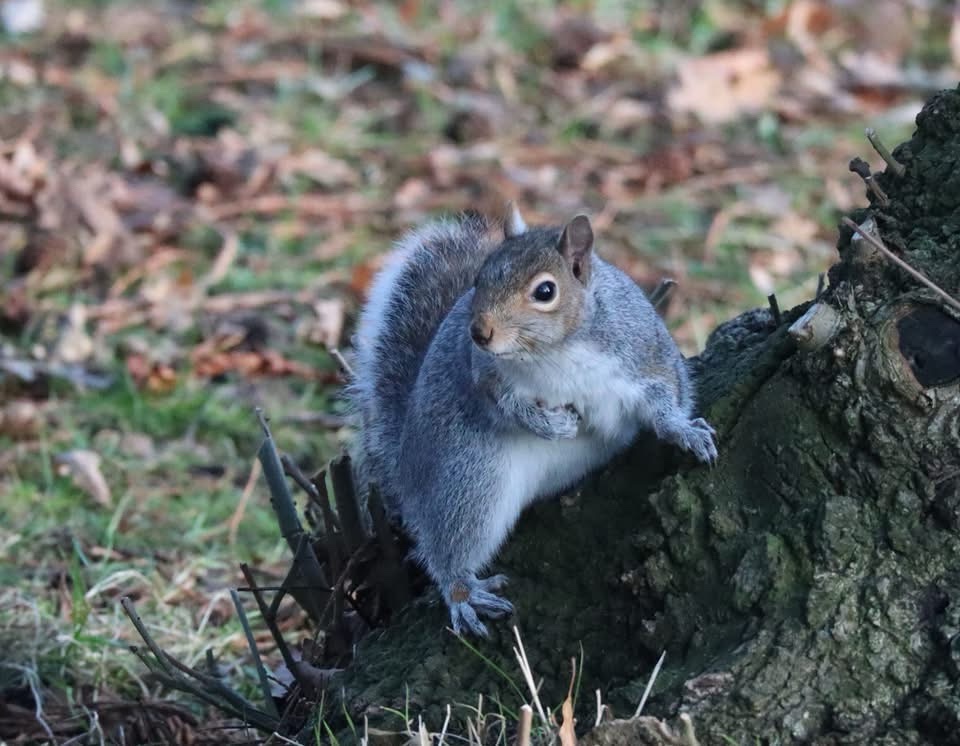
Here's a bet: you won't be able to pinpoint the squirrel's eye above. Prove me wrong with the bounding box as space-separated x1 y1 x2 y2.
533 281 556 303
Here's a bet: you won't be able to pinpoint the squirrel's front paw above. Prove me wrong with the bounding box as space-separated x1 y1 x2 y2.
678 417 718 464
533 402 581 440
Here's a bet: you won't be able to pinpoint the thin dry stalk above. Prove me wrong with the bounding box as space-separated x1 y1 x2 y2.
558 657 577 745
512 626 549 728
633 650 667 718
437 704 451 744
228 458 261 546
328 347 355 379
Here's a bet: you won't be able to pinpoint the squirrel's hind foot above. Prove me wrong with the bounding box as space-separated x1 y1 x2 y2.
681 417 718 464
447 575 515 637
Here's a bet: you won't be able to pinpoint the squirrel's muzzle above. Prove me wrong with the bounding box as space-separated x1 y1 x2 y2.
470 317 495 348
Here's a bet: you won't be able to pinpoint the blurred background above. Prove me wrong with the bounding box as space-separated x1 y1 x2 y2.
0 0 957 741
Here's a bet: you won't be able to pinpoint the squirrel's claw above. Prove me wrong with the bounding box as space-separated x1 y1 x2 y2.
450 601 489 638
470 589 514 619
672 416 718 465
478 574 509 593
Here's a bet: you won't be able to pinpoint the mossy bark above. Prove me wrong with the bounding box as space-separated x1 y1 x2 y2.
329 86 960 745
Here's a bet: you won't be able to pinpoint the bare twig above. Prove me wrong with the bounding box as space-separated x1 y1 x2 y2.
312 542 372 630
328 347 355 380
230 589 280 718
255 408 329 621
121 598 278 732
281 454 321 501
309 470 345 579
865 127 906 177
842 217 960 314
239 564 299 676
329 450 367 552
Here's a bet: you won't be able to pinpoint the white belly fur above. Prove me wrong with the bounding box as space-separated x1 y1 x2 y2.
489 342 645 554
507 340 646 444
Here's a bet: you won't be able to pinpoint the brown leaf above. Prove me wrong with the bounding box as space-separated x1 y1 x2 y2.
558 656 578 745
56 449 112 507
278 149 358 189
0 399 42 439
349 257 382 299
191 347 336 382
550 15 609 70
126 353 178 393
559 688 577 745
667 47 781 124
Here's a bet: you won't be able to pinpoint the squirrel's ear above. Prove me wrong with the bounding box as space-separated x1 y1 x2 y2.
504 201 527 239
558 214 594 282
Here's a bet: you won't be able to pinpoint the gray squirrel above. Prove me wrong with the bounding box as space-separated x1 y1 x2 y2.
349 205 717 637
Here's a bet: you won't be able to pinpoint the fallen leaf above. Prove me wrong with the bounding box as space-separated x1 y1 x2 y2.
558 658 578 746
667 47 781 124
56 449 112 507
51 304 94 364
305 298 345 349
126 353 178 393
0 399 42 439
549 14 609 70
278 149 358 189
191 347 337 382
294 0 347 21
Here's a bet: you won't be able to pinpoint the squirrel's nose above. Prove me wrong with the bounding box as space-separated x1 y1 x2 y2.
470 320 494 347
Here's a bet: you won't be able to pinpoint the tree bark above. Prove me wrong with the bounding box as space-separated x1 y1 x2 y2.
330 85 960 745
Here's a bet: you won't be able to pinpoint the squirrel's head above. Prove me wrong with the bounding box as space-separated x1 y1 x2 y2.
470 206 594 358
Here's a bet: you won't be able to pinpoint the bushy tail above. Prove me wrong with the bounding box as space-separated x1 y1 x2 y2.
348 213 500 505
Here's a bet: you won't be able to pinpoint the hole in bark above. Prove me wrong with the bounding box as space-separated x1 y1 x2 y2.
897 306 960 387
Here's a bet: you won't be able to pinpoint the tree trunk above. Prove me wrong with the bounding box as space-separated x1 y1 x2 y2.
330 85 960 745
